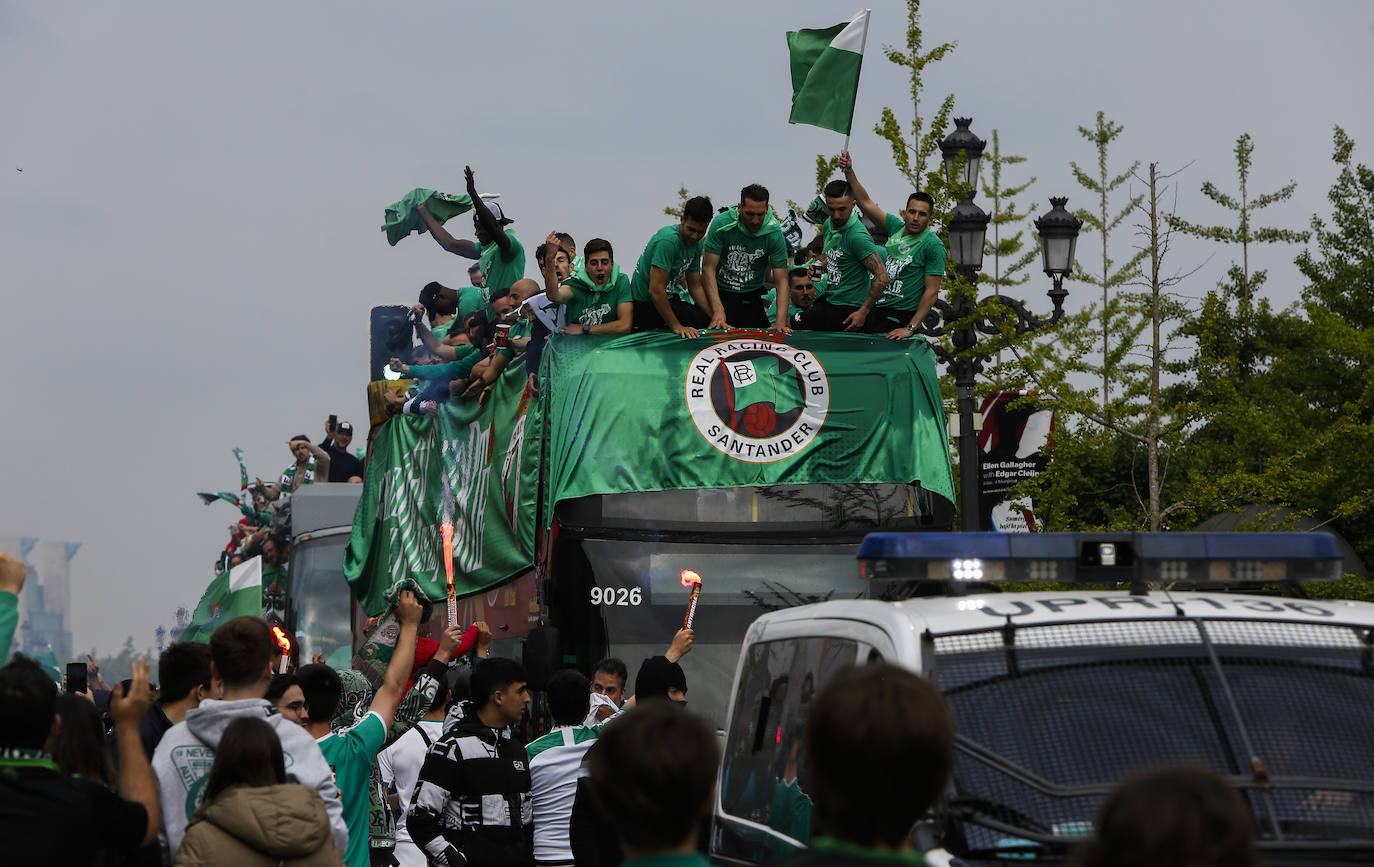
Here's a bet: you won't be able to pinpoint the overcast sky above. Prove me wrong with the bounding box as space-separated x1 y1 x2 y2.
3 1 1373 654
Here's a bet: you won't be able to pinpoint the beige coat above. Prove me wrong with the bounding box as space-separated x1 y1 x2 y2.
173 783 343 867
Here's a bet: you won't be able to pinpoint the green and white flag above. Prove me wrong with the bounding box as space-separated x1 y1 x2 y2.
181 556 264 643
786 9 871 135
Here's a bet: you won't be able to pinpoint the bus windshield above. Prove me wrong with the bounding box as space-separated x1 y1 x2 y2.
558 482 951 535
289 532 354 668
557 538 866 731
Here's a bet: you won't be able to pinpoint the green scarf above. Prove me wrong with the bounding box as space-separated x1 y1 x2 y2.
714 204 783 238
280 459 315 491
885 224 928 261
566 260 622 294
0 748 61 779
823 209 861 254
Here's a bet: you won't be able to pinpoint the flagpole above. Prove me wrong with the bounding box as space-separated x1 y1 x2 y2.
842 9 872 153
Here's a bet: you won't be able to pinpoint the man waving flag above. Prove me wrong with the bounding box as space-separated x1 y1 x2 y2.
786 9 872 140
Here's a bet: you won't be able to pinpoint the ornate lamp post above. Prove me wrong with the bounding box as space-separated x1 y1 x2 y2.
923 119 1082 530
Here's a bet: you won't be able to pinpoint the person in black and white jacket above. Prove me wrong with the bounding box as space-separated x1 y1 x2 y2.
407 656 532 867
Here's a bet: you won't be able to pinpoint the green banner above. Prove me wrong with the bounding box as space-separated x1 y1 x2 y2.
538 331 953 522
344 361 535 616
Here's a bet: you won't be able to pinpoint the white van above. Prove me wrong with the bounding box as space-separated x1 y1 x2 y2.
711 532 1374 866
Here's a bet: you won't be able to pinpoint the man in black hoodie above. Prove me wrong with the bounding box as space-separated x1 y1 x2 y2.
407 656 533 867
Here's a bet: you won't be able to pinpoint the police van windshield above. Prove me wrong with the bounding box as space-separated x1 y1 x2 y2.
930 616 1374 861
558 539 867 731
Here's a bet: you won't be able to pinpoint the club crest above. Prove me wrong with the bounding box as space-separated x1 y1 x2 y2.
684 339 829 463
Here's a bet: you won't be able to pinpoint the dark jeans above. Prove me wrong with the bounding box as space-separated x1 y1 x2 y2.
632 298 711 332
797 299 862 332
865 305 920 334
718 290 770 329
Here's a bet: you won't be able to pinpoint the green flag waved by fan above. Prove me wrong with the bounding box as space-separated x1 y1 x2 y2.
181 557 264 644
785 9 871 137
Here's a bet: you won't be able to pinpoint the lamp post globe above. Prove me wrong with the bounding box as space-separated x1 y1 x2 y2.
939 117 987 193
947 194 991 274
1033 196 1083 312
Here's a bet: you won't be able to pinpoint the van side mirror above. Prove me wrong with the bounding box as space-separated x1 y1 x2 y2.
522 626 562 690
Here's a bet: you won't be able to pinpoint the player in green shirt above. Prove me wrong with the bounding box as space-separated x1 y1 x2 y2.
630 196 715 337
840 150 947 339
763 266 821 331
798 179 891 332
542 233 633 334
701 184 791 332
297 590 425 867
414 164 527 300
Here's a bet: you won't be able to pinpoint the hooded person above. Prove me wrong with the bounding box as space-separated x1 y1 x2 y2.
633 655 688 703
151 616 349 857
701 184 792 331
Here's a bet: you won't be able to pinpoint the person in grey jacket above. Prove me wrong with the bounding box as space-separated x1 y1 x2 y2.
152 616 348 857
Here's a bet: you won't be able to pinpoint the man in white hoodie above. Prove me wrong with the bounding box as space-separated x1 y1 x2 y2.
152 615 348 857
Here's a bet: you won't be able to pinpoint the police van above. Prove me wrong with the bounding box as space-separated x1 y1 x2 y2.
711 532 1374 866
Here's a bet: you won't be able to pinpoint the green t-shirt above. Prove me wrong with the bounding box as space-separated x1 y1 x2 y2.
457 284 490 322
317 712 389 867
564 269 631 328
821 213 882 307
630 224 703 303
432 318 456 340
477 230 526 295
703 208 789 294
877 213 947 310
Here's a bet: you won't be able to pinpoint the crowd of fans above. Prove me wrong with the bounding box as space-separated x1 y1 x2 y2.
381 156 945 417
0 156 1271 863
198 418 366 576
1 550 1263 867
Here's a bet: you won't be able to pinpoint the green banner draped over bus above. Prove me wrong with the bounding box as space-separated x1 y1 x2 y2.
538 331 954 522
346 331 952 615
343 362 537 616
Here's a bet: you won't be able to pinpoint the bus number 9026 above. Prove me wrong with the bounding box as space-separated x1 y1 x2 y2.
590 587 643 606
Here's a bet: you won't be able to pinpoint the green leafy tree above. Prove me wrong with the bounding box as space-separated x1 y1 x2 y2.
980 130 1038 296
871 0 956 200
1005 163 1196 532
90 635 141 684
1168 134 1310 507
663 185 690 218
1069 112 1149 414
1278 127 1374 557
1170 129 1374 576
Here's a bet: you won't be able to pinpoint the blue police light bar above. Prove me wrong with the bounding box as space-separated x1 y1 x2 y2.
857 532 1344 587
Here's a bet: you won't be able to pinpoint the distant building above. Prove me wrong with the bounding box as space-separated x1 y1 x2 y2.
0 536 79 663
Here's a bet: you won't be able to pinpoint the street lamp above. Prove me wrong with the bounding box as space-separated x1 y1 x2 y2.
939 117 987 194
1033 196 1083 313
920 190 1082 532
